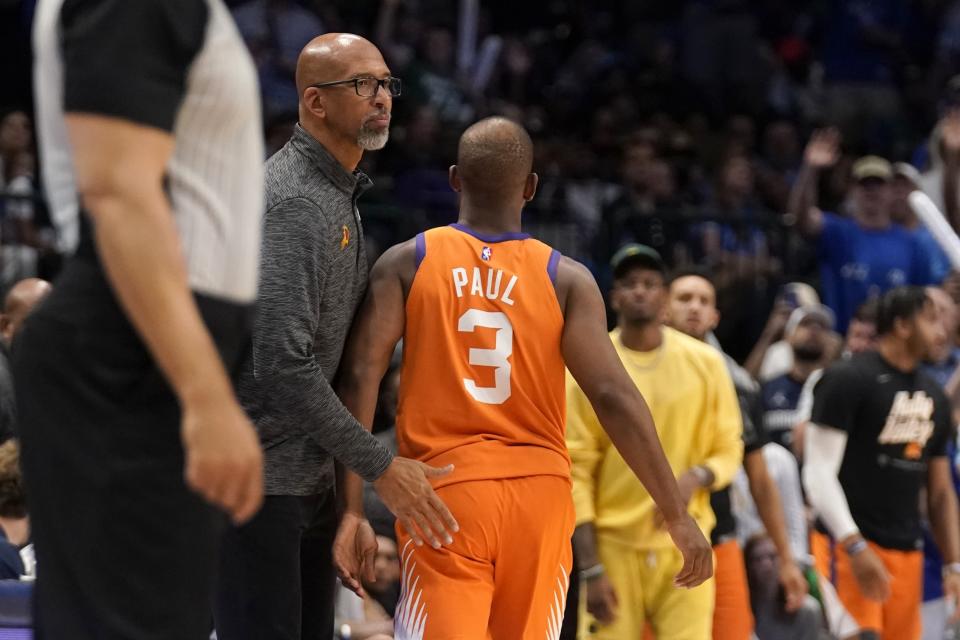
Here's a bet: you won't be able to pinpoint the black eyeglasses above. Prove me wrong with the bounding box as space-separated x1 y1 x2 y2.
308 76 402 98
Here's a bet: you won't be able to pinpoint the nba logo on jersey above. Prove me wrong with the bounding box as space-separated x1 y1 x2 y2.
481 246 492 261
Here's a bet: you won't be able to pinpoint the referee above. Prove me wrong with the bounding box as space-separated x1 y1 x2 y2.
21 1 264 638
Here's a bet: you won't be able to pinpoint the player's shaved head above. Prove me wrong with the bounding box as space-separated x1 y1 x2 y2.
454 117 534 207
296 33 384 95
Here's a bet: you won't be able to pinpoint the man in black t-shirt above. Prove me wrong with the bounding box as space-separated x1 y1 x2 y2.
805 286 960 640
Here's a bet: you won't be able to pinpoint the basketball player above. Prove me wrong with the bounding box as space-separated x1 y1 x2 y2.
336 117 712 638
804 286 960 639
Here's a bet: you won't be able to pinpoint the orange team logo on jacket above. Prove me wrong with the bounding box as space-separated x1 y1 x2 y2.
341 225 350 249
397 225 570 489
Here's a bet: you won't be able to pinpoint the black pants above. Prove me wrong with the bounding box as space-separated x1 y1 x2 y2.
13 259 252 640
215 493 338 640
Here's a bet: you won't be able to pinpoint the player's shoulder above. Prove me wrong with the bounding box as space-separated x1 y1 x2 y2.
819 353 871 388
553 255 601 310
555 255 595 287
370 238 417 282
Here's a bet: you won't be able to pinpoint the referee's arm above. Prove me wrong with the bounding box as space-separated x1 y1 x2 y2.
58 0 263 524
65 117 263 525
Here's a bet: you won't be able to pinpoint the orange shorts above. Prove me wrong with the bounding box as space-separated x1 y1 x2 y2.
813 533 922 639
394 475 575 639
711 539 754 640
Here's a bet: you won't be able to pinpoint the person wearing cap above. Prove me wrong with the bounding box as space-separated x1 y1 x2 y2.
760 304 837 454
567 244 743 639
745 282 839 384
788 129 936 335
804 286 960 639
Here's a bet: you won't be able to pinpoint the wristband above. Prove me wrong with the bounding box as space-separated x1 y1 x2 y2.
844 538 869 557
943 562 960 578
579 563 605 581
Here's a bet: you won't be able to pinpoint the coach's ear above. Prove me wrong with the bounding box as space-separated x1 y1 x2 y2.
449 165 461 193
523 172 539 202
301 87 327 120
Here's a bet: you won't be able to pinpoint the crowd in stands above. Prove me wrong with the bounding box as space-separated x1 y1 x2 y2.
9 0 960 638
7 0 960 357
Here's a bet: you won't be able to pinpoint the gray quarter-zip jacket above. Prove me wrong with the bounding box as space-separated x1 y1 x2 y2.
237 124 393 495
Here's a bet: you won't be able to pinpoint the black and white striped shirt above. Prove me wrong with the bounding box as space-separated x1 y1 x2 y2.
33 0 264 304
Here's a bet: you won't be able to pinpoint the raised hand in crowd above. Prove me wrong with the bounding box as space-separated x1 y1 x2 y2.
789 128 842 237
803 128 841 170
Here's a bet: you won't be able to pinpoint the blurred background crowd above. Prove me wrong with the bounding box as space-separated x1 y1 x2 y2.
9 0 960 358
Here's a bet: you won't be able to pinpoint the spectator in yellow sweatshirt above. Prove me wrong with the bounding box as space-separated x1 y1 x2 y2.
568 244 744 640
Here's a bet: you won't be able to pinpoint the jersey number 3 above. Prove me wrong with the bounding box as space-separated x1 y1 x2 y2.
458 309 513 405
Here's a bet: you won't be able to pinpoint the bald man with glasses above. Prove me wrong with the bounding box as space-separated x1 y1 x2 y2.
215 34 456 640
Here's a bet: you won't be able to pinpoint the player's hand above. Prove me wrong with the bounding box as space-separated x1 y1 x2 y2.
181 394 264 525
849 544 891 602
779 559 809 613
373 457 459 549
666 514 713 589
585 573 619 625
943 571 960 623
804 128 841 169
333 511 378 598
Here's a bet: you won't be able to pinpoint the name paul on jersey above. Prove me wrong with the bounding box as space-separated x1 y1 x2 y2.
452 267 518 306
877 390 935 448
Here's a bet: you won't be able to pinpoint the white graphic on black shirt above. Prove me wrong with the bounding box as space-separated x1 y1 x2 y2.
877 391 935 458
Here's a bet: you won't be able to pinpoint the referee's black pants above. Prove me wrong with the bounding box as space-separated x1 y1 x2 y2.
13 259 253 640
214 492 337 640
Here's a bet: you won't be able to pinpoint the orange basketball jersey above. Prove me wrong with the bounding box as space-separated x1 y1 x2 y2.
397 224 569 489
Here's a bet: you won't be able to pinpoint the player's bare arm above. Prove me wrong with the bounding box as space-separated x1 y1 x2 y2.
557 256 712 588
744 450 809 612
337 240 459 565
66 113 263 524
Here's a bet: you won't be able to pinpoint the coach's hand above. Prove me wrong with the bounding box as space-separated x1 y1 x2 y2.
667 514 713 589
182 395 264 525
850 545 891 602
374 457 459 549
333 511 378 598
585 573 619 625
